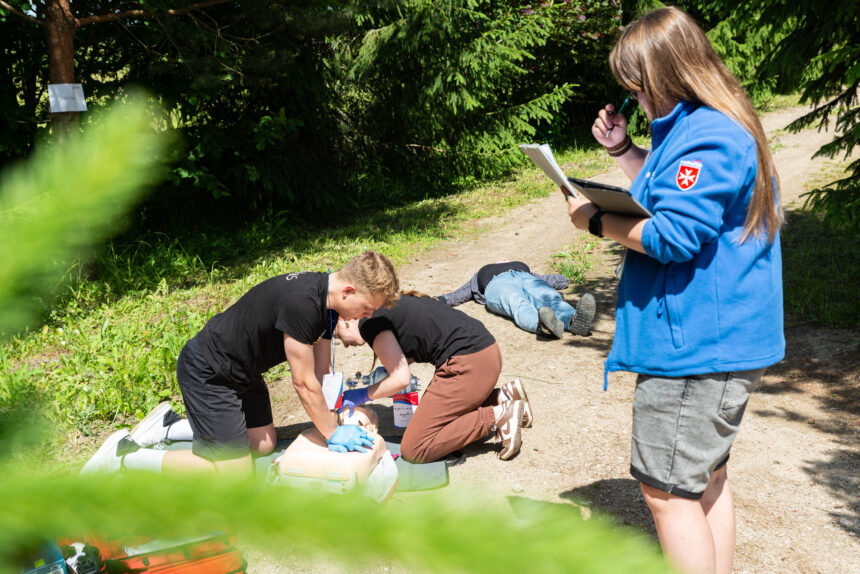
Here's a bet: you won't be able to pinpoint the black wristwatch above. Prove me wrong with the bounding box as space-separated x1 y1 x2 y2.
588 208 607 237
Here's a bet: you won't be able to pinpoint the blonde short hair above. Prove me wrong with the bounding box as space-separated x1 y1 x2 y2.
338 251 400 308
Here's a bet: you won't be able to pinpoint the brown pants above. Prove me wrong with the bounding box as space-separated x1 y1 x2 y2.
400 343 502 464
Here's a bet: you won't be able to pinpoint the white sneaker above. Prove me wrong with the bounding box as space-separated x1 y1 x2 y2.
501 378 533 428
130 402 177 446
81 429 132 475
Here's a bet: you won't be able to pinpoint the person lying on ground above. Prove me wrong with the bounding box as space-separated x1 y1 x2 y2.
335 292 532 463
81 251 400 478
437 260 596 339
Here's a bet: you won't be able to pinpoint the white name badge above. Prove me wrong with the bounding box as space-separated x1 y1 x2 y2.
321 372 344 410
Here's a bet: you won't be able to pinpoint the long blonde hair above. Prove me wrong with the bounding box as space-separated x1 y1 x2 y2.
609 6 781 242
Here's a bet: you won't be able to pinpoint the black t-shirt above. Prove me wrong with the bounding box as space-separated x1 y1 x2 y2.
358 295 495 369
476 261 530 293
196 272 337 386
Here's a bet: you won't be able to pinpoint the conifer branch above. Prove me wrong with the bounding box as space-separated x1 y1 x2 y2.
77 0 231 27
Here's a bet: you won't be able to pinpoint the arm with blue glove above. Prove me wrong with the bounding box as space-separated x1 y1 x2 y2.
338 330 413 418
326 424 375 453
339 387 372 416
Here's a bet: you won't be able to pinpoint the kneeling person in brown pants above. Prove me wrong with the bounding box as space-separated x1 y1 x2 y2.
335 293 531 462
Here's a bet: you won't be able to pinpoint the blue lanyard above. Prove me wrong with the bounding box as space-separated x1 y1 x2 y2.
327 270 335 372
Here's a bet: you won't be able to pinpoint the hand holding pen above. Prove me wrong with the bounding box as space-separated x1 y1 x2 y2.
605 95 633 137
593 95 633 148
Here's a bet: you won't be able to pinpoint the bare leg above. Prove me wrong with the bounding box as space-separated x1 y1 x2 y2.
247 423 277 455
160 450 253 477
699 466 735 574
641 483 716 574
158 424 274 478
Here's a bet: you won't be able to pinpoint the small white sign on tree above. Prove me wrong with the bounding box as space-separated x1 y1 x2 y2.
48 84 88 113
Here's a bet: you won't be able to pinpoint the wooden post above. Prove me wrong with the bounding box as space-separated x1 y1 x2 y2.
45 0 78 136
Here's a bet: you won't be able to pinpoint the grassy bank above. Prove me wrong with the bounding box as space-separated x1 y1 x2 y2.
782 162 860 328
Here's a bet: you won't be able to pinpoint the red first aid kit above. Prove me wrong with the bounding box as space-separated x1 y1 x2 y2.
83 532 245 574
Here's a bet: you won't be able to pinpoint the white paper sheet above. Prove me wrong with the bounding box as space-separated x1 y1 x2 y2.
519 143 578 197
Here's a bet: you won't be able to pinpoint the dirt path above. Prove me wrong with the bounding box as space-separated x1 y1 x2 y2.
279 104 859 573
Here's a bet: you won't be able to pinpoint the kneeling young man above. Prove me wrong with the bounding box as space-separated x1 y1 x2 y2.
82 251 399 477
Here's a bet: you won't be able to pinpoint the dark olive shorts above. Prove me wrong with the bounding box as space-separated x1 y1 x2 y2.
630 368 764 499
176 337 273 462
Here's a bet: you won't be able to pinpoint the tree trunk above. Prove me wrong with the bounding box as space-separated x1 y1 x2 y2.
45 0 78 136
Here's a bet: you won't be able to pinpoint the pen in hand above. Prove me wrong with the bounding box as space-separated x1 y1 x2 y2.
604 95 632 138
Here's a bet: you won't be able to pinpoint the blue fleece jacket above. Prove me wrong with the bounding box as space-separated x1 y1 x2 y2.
605 101 785 381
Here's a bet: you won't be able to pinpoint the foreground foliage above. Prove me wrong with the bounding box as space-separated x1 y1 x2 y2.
0 93 166 335
0 468 672 574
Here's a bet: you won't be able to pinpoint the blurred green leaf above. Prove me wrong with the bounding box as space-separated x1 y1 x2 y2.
0 471 672 574
0 93 168 335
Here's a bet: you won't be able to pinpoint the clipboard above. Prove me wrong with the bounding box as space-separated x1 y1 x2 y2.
566 177 652 218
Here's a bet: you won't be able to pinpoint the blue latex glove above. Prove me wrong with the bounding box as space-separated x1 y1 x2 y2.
338 387 371 416
327 424 375 453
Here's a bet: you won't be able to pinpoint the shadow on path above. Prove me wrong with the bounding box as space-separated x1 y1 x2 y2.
560 478 657 540
751 326 859 538
802 448 860 537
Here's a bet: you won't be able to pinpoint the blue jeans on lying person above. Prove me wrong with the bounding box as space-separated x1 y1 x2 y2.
484 270 575 333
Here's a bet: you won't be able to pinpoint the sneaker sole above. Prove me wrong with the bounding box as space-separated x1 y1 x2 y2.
538 307 564 339
497 401 524 461
571 293 596 336
502 379 533 428
129 401 173 446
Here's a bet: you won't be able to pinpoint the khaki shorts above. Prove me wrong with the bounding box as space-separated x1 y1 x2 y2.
630 368 764 499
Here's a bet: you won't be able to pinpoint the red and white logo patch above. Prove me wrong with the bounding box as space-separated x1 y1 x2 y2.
676 160 702 190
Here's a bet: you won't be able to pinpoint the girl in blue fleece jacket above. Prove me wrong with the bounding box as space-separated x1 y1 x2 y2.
564 7 784 574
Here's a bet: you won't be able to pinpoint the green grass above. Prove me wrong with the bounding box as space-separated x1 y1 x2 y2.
757 93 802 112
781 160 859 328
0 143 617 453
550 236 598 284
781 210 860 328
0 469 671 574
